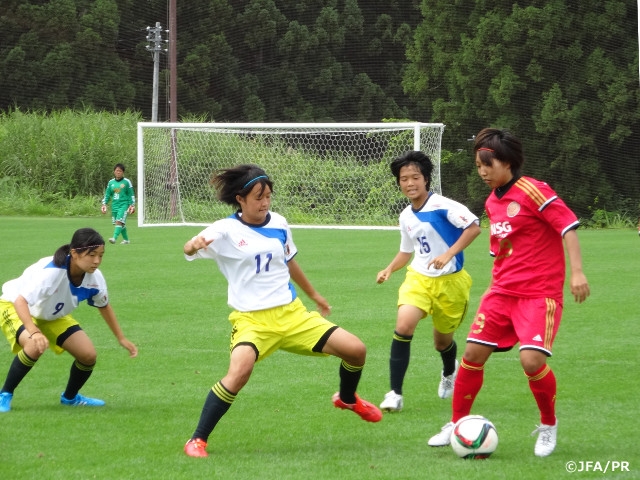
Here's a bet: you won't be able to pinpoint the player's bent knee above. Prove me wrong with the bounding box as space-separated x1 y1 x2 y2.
347 339 367 365
75 351 97 366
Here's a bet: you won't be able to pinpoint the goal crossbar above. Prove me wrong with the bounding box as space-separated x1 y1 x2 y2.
137 122 444 229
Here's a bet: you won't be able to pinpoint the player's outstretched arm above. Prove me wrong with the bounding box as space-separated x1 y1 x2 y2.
287 258 331 317
184 236 213 256
377 251 412 283
98 304 138 357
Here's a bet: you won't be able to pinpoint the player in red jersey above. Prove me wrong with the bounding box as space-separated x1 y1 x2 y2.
428 128 590 457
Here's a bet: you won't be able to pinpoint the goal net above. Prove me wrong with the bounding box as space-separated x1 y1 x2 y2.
137 122 444 228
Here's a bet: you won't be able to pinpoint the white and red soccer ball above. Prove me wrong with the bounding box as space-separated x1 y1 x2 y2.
450 415 499 459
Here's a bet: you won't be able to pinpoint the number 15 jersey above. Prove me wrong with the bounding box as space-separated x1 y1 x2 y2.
399 192 479 277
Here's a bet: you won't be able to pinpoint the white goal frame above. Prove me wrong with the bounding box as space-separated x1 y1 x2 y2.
137 122 444 229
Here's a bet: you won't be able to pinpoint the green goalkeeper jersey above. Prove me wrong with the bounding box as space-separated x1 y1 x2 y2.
103 177 135 209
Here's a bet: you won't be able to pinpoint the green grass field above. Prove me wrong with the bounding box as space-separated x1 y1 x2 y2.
0 216 637 479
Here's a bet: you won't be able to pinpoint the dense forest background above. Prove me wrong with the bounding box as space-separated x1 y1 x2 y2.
0 0 638 220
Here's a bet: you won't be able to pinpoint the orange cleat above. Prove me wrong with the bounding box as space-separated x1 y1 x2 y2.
184 438 208 457
332 392 382 423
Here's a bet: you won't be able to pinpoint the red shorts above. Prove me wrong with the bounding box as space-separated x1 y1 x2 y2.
466 291 563 356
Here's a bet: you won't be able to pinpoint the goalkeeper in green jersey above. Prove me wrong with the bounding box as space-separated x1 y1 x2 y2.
101 163 135 244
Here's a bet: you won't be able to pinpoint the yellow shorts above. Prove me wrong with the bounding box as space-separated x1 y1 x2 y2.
0 300 80 355
228 297 337 362
398 266 472 334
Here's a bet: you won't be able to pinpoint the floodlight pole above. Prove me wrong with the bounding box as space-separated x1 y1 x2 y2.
169 0 177 123
169 0 178 216
145 22 164 122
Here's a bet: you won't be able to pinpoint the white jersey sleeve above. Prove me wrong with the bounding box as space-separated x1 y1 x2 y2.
399 193 479 277
185 212 299 311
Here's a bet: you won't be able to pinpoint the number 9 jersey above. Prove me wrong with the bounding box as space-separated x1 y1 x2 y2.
1 257 109 320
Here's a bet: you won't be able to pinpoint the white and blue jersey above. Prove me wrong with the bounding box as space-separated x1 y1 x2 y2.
399 192 479 277
0 256 109 320
186 211 298 312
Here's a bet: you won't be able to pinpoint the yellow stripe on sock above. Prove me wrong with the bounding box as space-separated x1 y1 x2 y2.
212 382 236 404
526 364 551 382
18 350 36 367
74 360 95 372
460 358 484 372
341 360 364 373
392 333 412 342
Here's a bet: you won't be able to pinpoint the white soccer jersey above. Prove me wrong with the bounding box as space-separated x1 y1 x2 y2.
186 211 298 312
1 256 109 320
399 192 479 277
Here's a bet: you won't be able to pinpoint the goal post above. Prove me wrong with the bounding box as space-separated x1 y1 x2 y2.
137 122 444 229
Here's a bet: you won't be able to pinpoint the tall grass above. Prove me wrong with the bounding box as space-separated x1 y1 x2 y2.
0 108 140 203
0 217 637 479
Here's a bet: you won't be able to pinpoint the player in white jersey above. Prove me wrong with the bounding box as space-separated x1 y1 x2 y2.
192 211 300 312
377 151 481 412
182 164 382 458
0 228 138 413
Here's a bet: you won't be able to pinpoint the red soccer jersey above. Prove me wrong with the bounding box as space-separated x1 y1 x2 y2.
485 176 579 300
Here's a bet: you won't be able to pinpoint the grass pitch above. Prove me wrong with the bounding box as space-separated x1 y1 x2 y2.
0 217 637 479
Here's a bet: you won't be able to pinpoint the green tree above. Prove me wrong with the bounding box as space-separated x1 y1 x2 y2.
405 0 639 217
0 0 135 112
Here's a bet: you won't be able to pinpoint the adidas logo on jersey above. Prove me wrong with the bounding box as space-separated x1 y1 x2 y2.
238 239 248 247
532 334 542 342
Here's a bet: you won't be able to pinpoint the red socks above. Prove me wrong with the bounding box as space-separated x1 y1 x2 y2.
526 364 557 425
451 358 484 423
451 359 557 426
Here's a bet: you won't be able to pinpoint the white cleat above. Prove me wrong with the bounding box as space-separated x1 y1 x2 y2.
438 360 459 399
379 390 404 412
532 417 558 457
428 421 454 446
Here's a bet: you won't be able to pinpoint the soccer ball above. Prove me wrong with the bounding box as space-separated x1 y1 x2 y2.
450 415 498 459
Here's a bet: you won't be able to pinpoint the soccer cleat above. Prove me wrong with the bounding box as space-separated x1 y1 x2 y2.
184 438 209 457
60 393 106 407
379 390 403 412
0 392 13 413
428 421 455 446
532 418 558 457
332 392 382 422
108 238 116 244
438 360 459 399
121 240 130 244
